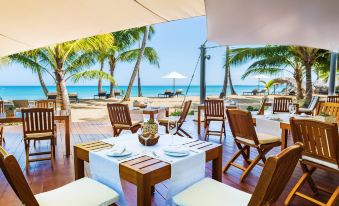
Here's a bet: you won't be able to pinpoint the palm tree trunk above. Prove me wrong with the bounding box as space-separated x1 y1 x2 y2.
109 56 116 98
55 69 70 110
37 68 48 97
294 65 304 100
123 26 149 101
305 63 313 102
138 69 142 97
229 66 237 95
98 60 104 93
220 46 229 98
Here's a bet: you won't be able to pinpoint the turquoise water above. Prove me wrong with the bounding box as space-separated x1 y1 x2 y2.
0 85 264 100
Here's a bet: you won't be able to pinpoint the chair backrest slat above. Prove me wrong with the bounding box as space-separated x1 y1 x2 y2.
204 99 225 118
273 97 292 113
327 95 339 103
316 102 339 120
248 143 303 206
36 100 57 111
226 109 259 145
0 146 39 205
257 98 267 115
22 108 54 136
290 118 339 166
107 103 132 126
0 100 4 113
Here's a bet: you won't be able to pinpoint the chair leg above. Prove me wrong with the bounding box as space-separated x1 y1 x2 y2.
51 138 55 169
204 120 210 141
327 187 339 206
179 128 193 138
240 154 262 182
223 149 243 173
25 140 30 172
222 121 226 138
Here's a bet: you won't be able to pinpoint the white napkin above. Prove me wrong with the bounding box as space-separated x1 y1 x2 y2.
163 145 189 155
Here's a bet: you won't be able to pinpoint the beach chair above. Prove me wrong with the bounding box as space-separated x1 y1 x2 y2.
36 100 57 111
243 89 258 96
114 90 122 97
175 89 184 97
224 109 281 182
68 93 79 103
204 99 226 143
94 91 107 99
286 118 339 206
173 143 303 206
12 100 29 109
158 90 174 98
0 101 3 145
47 92 57 100
21 108 56 171
0 146 119 206
327 95 339 103
159 100 192 138
272 97 292 113
298 96 319 115
107 103 142 136
316 102 339 121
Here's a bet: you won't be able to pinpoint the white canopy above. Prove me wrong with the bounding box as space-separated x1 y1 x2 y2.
206 0 339 50
162 72 187 79
252 75 269 79
0 0 205 57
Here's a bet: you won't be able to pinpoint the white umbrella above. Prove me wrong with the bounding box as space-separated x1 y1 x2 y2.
252 75 269 90
162 72 186 92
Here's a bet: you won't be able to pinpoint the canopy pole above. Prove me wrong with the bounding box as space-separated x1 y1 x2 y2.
200 44 206 104
328 51 338 95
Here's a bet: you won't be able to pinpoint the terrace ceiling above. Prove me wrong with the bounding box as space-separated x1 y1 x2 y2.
1 0 339 58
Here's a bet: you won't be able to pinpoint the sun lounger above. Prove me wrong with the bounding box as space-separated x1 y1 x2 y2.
12 100 29 109
68 93 79 103
243 89 258 95
94 91 107 99
114 90 122 96
47 92 57 100
158 90 174 98
175 89 184 97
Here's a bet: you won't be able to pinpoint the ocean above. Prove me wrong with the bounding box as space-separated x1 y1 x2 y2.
0 85 267 100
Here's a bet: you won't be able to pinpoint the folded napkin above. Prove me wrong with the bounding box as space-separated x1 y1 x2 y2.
163 145 189 155
107 145 126 156
265 115 282 121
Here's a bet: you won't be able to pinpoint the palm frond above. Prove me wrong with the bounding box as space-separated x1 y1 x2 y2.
70 70 115 84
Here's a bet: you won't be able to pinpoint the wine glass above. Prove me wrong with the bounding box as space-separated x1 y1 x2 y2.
149 98 153 108
289 104 297 116
168 118 178 145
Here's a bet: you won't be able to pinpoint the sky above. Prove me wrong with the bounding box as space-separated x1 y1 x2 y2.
0 16 280 86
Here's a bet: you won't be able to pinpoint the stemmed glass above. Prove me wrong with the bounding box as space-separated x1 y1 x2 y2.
289 104 297 116
168 118 178 145
138 126 150 153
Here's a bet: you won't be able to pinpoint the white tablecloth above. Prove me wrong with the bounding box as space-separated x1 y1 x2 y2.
89 134 206 206
255 113 292 137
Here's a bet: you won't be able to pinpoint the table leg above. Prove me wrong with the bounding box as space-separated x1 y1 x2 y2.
212 146 222 182
65 117 71 156
198 107 201 135
281 128 289 150
137 174 152 206
150 113 155 120
74 151 84 180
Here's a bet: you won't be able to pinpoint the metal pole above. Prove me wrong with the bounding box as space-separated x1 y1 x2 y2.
200 45 206 104
328 52 337 95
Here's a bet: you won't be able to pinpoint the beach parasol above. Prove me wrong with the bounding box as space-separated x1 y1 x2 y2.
162 72 186 92
252 75 269 90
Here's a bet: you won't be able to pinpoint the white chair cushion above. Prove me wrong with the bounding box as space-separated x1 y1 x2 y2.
26 132 53 139
298 108 312 113
35 177 118 206
302 156 339 170
173 178 251 206
236 132 280 145
158 116 180 124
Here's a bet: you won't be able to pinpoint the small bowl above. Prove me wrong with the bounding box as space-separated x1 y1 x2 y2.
138 134 159 146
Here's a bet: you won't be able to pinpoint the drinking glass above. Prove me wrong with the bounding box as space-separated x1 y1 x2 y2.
168 118 178 145
289 104 297 116
138 126 149 153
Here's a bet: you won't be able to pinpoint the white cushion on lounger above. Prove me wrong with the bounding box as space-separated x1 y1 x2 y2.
173 178 251 206
302 156 339 170
236 132 280 145
35 177 118 206
26 132 53 139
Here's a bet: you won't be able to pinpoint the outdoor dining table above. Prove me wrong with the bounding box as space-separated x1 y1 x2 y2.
73 139 222 206
131 106 169 120
0 110 72 156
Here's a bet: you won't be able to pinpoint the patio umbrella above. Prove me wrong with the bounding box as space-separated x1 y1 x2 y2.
252 75 268 90
162 72 186 92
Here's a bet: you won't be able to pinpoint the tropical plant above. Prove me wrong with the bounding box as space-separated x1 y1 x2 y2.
123 26 159 100
9 34 115 110
220 46 236 98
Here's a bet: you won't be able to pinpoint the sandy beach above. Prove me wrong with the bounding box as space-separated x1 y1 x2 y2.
70 95 274 122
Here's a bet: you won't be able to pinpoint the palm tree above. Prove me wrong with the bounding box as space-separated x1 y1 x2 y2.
220 46 237 98
9 34 115 110
123 26 159 101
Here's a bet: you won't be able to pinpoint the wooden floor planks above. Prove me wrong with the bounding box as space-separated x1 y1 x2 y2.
0 117 338 206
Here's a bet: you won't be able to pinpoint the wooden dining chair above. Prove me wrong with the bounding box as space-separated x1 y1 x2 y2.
173 143 303 206
327 95 339 103
204 99 226 143
0 146 119 206
316 102 339 121
224 109 281 182
159 100 192 138
107 103 142 137
22 108 56 171
286 118 339 206
0 100 4 145
257 97 267 115
273 97 292 113
36 99 57 111
298 95 319 115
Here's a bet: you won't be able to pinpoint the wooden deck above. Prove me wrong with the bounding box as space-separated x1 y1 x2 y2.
0 117 338 206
